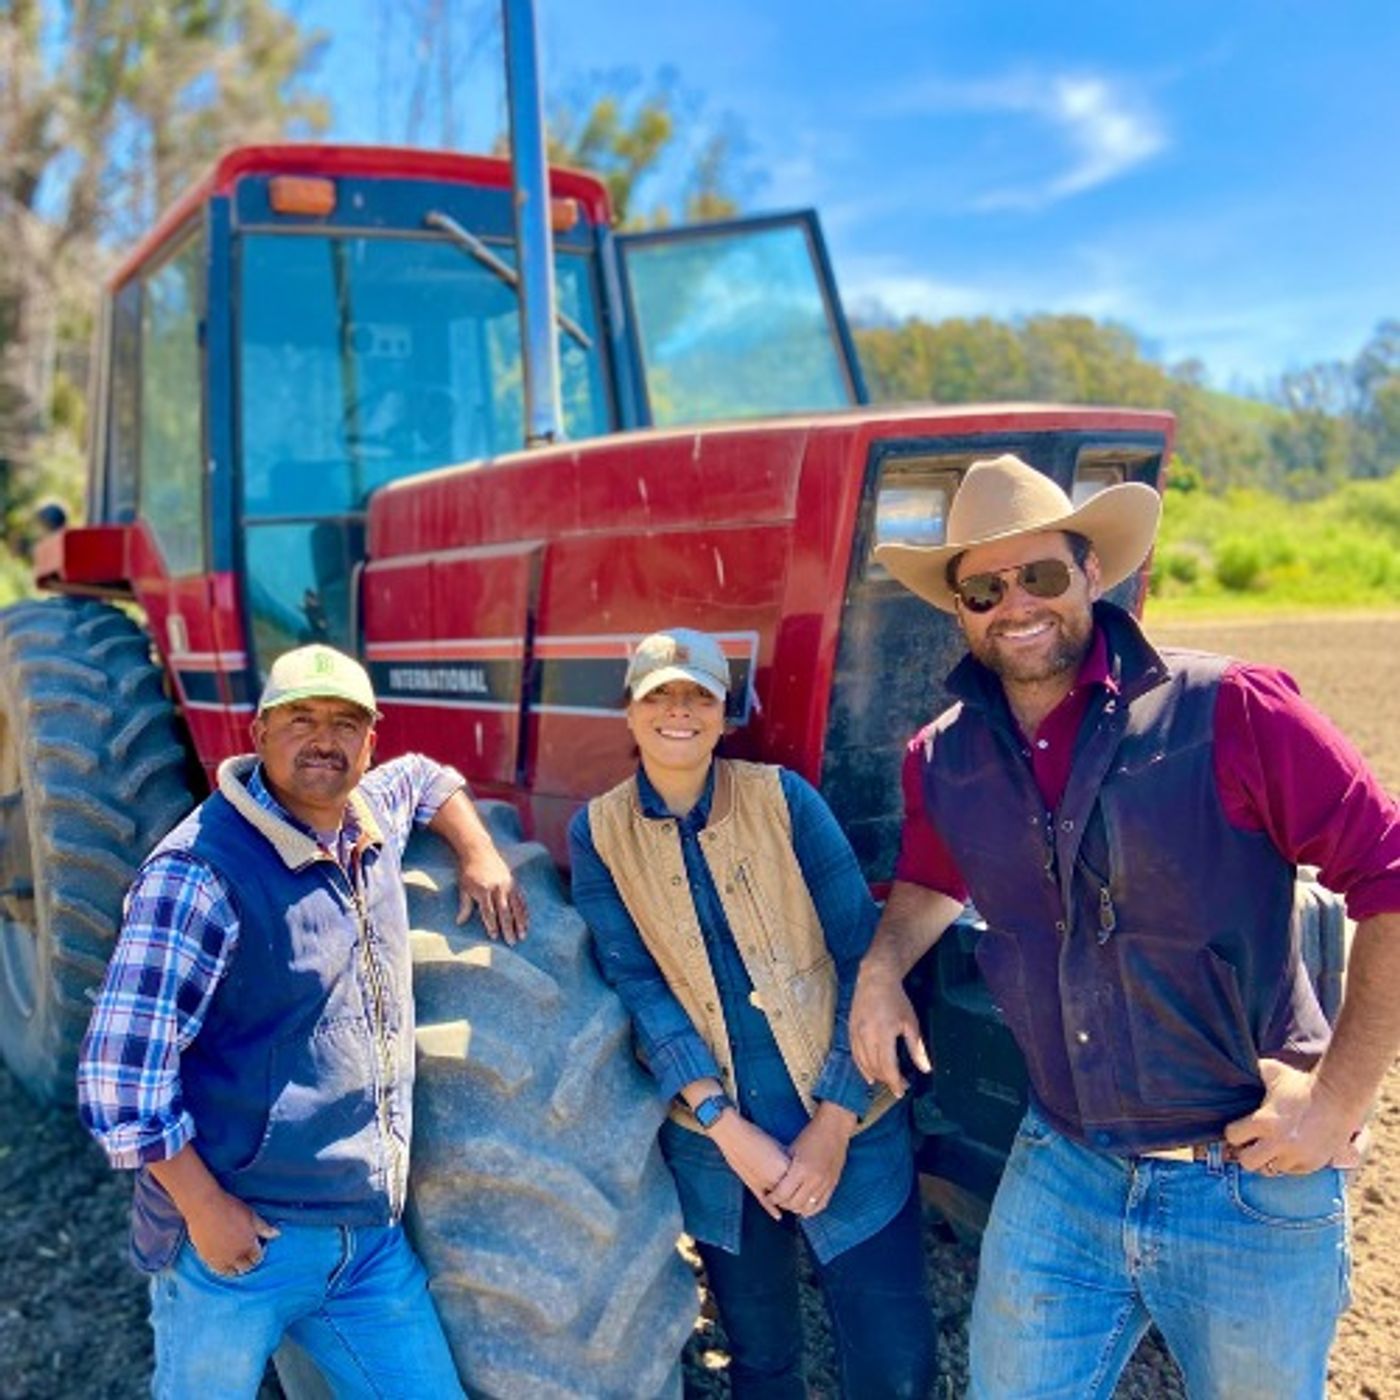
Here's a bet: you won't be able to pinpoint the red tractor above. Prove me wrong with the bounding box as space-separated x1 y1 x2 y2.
0 26 1191 1390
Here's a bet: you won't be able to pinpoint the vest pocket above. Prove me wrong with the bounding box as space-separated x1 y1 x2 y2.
232 1018 378 1183
1118 938 1259 1107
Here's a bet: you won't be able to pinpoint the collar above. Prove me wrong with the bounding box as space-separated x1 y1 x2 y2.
217 756 384 871
636 761 717 829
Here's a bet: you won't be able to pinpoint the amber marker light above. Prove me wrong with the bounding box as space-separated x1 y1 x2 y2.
268 176 337 217
550 197 581 232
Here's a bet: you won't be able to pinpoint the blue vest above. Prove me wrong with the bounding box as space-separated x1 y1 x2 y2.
924 604 1331 1153
130 767 415 1270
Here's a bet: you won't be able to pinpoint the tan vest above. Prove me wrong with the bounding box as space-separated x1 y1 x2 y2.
588 759 895 1134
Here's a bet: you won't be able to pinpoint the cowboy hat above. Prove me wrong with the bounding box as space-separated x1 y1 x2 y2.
874 453 1162 613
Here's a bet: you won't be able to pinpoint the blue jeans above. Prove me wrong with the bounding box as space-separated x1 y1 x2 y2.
969 1106 1351 1399
149 1222 463 1399
697 1185 934 1399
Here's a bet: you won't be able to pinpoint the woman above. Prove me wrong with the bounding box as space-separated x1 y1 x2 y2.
569 628 933 1398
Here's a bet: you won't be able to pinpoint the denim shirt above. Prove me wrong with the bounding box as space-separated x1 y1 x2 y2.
570 764 913 1263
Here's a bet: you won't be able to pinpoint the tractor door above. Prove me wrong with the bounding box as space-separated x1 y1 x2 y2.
615 212 867 424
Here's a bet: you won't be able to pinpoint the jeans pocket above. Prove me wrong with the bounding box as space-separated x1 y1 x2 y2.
1227 1165 1347 1229
182 1233 274 1283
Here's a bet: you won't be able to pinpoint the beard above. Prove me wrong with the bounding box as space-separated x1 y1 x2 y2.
965 608 1094 685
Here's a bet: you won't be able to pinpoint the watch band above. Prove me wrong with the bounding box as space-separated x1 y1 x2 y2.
692 1091 733 1131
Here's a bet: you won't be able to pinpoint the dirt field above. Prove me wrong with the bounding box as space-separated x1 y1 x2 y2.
1150 614 1400 1400
0 614 1396 1398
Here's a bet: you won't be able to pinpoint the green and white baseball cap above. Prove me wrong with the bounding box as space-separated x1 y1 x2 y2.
257 645 380 718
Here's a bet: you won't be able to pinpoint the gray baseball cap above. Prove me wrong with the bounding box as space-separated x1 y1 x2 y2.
624 629 731 701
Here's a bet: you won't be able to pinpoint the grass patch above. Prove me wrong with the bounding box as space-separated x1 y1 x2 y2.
1151 470 1400 613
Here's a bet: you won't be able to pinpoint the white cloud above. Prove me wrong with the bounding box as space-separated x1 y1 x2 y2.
888 70 1166 212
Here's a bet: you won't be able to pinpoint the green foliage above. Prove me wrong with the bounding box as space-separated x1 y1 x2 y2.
0 544 33 607
1152 470 1400 612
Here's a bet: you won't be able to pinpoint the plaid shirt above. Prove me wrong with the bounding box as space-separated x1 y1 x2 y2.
77 756 464 1169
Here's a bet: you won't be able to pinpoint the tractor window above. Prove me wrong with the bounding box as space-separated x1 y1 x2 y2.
139 234 206 575
617 214 859 426
103 280 142 523
237 233 608 519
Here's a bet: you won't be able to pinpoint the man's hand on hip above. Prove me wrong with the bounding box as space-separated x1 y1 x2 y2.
1224 1058 1368 1175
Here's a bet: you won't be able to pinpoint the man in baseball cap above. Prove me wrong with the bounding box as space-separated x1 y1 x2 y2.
849 452 1400 1395
80 643 525 1395
256 642 382 718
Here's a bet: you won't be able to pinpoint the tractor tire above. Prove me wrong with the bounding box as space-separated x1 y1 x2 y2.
0 598 195 1104
398 803 696 1398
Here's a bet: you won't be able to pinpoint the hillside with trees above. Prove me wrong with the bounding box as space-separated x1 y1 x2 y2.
855 313 1400 499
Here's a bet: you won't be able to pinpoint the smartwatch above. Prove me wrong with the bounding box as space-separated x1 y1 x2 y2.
692 1092 733 1131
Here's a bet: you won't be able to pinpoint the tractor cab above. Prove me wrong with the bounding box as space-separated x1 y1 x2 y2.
51 144 863 773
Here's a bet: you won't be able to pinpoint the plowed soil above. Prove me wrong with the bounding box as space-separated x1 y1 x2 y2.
0 614 1396 1399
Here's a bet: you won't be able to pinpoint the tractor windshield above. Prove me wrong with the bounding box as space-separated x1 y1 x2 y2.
236 230 608 662
238 231 608 517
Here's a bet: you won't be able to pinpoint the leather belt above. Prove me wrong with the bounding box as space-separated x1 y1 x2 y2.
1138 1141 1242 1163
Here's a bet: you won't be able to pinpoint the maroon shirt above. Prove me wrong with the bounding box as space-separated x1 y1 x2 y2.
896 627 1400 922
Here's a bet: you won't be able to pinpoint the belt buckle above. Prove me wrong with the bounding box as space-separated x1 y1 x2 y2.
1139 1143 1199 1162
1139 1140 1239 1164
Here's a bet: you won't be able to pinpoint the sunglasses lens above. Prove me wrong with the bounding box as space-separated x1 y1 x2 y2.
1020 558 1072 599
955 558 1073 611
956 573 1006 612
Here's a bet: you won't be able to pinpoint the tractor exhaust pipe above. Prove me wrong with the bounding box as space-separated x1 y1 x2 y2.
502 0 564 448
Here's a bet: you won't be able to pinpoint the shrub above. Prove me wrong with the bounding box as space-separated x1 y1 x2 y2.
1213 537 1265 592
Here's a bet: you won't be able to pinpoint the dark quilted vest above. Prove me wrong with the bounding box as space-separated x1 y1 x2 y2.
923 604 1331 1152
129 780 414 1270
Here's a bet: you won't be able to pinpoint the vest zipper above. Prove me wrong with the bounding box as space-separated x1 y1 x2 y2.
348 859 405 1219
1073 851 1118 943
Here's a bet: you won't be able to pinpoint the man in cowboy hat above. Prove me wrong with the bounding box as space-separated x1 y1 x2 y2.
849 453 1400 1395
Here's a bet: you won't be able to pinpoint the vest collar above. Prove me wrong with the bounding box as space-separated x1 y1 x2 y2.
216 755 384 871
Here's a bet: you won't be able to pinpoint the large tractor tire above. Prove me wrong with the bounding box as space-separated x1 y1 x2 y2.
0 598 195 1103
401 803 695 1397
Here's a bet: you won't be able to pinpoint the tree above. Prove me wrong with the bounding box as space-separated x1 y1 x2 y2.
0 0 328 536
498 67 753 229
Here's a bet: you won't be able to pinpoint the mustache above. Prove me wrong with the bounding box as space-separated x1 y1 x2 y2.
295 749 349 770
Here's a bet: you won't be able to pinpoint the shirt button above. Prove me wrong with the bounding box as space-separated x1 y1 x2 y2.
1036 739 1049 750
725 883 735 894
705 1002 716 1013
671 875 683 886
1076 1030 1090 1045
1055 920 1067 933
770 1008 783 1021
1061 819 1074 832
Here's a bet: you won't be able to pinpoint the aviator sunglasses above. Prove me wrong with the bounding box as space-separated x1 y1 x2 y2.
953 557 1074 613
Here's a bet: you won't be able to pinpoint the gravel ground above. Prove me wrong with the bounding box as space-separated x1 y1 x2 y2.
0 614 1395 1399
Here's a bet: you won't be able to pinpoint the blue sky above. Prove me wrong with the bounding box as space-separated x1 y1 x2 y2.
298 0 1400 395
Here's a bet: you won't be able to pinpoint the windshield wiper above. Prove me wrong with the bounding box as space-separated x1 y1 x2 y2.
425 209 593 351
